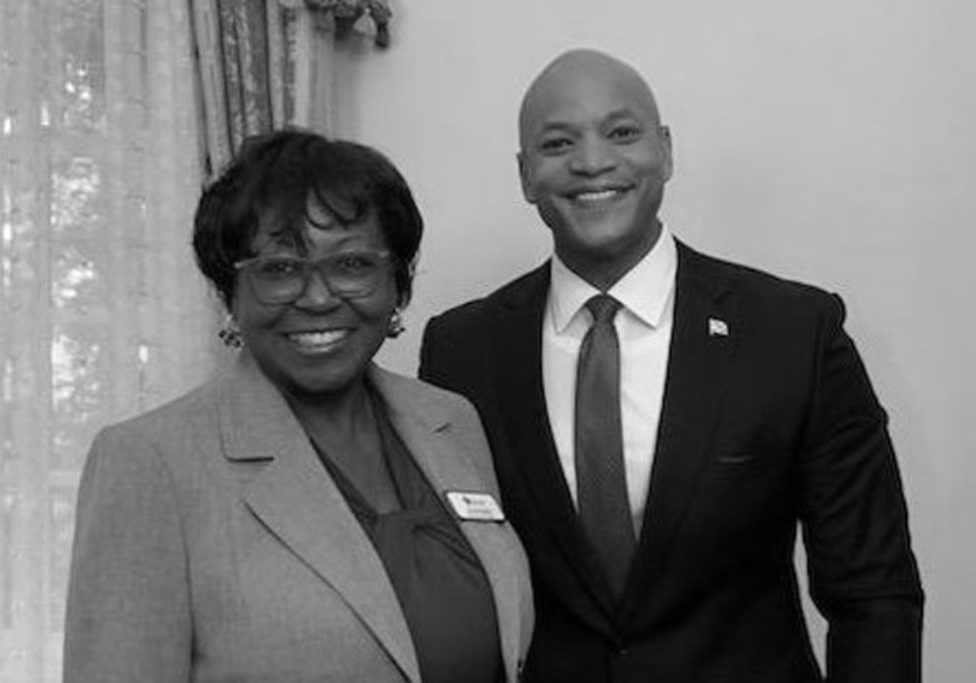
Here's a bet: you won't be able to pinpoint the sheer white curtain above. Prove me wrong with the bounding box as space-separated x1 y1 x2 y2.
0 1 218 680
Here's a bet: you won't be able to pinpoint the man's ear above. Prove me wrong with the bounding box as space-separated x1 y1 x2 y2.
517 152 537 204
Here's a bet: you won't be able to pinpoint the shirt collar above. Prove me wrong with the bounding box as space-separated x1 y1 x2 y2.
549 223 677 333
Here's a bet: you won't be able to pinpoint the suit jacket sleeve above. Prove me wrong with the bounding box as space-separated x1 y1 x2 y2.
64 427 192 683
799 294 923 683
419 311 483 399
419 314 457 390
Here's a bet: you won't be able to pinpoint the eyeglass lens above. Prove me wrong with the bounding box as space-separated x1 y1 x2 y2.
244 252 389 303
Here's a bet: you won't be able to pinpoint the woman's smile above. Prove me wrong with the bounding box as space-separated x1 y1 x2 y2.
284 328 351 355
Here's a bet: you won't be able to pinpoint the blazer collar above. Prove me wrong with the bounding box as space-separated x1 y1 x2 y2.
491 245 739 621
493 265 621 615
369 365 527 682
218 358 525 681
620 241 738 618
217 357 422 683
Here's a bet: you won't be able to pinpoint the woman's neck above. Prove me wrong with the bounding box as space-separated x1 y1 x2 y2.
285 376 398 511
283 378 374 444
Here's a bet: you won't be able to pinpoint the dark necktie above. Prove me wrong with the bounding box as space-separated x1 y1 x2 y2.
574 294 635 599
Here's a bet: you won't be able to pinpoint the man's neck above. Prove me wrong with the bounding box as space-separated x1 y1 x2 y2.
557 221 662 292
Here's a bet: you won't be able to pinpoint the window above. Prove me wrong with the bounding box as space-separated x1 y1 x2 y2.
0 2 217 679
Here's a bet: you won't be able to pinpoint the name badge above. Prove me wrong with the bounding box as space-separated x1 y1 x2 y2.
445 491 506 522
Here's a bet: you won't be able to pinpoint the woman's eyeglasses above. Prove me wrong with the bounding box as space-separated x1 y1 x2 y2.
234 250 392 304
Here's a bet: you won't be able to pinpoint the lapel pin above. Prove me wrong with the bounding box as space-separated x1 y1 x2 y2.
708 317 729 337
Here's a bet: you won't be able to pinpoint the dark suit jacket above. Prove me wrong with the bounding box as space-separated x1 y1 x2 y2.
419 241 922 683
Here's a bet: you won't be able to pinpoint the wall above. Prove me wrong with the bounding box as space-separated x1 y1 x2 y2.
333 1 976 679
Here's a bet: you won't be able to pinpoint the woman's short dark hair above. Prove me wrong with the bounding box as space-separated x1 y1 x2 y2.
192 129 423 310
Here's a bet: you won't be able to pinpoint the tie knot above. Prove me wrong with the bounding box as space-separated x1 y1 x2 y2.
585 294 621 326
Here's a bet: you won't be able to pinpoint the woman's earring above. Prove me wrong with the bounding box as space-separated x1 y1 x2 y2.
218 314 243 349
387 309 405 338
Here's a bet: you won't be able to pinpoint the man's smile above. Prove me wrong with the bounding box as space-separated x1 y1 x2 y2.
565 183 635 206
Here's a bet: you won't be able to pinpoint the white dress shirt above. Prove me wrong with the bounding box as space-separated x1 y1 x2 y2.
542 225 677 536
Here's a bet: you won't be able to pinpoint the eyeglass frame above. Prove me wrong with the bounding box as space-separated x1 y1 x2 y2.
233 249 394 305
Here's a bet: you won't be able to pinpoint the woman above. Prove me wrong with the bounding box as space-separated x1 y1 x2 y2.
63 131 533 682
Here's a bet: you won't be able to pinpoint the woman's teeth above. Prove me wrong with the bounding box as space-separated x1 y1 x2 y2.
287 330 347 350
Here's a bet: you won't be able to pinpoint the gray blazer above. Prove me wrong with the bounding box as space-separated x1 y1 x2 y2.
64 357 533 682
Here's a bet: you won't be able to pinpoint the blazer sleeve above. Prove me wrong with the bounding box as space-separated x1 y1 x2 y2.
798 294 924 683
64 426 192 683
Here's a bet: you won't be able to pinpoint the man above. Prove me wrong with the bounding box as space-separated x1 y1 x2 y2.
419 49 923 682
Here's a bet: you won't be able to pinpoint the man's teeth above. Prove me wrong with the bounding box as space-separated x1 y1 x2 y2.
287 331 347 348
574 189 621 202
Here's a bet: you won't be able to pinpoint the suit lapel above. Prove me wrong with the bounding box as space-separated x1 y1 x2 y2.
369 366 526 683
626 243 738 601
218 358 422 683
490 265 618 615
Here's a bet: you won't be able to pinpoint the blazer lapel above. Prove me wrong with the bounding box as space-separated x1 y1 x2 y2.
218 358 422 683
369 366 526 683
626 243 738 602
490 266 618 615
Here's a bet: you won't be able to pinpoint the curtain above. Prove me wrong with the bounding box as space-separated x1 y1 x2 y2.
190 0 338 178
0 1 218 680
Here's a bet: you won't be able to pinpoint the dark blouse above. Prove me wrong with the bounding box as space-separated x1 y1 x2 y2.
313 393 503 683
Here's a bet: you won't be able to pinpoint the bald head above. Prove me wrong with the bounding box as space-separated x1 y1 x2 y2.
515 48 673 289
518 49 663 151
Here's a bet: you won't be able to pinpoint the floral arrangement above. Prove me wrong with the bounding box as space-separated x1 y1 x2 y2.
301 0 392 48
